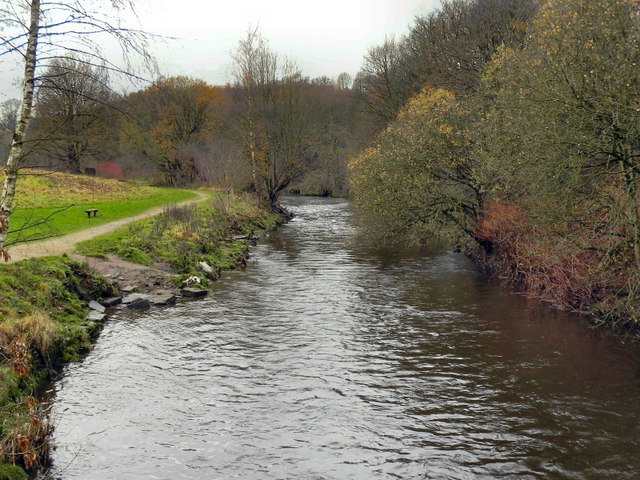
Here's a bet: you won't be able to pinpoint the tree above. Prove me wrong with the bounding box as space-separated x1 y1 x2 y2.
336 72 352 90
0 99 19 166
232 28 310 212
354 0 539 127
123 76 226 186
289 80 364 197
350 87 484 245
403 0 538 95
477 0 640 320
32 57 114 173
357 37 407 125
0 99 20 132
0 0 155 258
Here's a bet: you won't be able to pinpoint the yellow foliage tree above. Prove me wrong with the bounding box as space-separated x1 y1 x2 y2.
123 76 228 186
350 87 485 246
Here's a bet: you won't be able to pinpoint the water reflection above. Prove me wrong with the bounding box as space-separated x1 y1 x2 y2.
44 196 640 479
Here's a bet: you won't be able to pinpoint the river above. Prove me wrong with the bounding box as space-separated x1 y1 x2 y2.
43 196 640 479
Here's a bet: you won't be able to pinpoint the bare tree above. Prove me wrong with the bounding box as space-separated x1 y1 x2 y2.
33 57 114 173
0 98 20 132
0 0 156 258
232 28 309 213
358 37 406 125
336 72 352 90
231 27 277 205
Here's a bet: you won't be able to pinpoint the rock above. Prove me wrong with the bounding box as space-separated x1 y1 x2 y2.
122 293 150 304
101 297 122 307
88 300 106 313
87 310 106 322
180 287 208 298
197 261 220 280
126 298 151 310
123 293 152 310
121 284 138 293
149 293 177 306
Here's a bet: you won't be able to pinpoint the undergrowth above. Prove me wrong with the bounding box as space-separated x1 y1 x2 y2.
473 200 640 334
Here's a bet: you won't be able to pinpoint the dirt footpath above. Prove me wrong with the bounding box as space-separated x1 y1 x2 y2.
6 191 210 263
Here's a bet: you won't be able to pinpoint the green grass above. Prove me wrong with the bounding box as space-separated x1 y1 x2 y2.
3 171 198 246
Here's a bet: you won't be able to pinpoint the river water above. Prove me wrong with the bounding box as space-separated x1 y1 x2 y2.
44 196 640 479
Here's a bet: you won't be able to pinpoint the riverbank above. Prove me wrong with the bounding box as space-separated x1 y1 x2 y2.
0 193 283 477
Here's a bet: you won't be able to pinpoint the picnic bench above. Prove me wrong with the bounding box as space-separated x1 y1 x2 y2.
84 208 99 218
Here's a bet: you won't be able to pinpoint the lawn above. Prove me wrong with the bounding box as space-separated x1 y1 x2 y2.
2 171 197 246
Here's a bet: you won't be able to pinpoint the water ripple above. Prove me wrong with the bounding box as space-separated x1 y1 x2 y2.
44 197 640 479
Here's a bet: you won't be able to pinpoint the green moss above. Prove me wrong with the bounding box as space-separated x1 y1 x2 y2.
0 464 27 480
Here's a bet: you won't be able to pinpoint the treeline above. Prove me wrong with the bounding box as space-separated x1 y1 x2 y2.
0 30 373 210
350 0 640 329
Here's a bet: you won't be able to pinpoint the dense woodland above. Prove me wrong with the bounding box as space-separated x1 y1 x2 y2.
1 0 639 329
351 0 640 330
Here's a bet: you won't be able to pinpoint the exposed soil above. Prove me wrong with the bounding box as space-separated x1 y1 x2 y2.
72 254 177 294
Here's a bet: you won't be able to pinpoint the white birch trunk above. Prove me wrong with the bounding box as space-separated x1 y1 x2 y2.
0 0 40 259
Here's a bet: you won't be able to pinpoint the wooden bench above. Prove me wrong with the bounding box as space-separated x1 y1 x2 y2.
84 208 99 218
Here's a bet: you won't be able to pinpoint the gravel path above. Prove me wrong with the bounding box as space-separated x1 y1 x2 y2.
6 191 210 263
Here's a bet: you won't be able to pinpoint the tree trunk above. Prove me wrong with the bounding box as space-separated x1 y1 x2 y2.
0 0 40 259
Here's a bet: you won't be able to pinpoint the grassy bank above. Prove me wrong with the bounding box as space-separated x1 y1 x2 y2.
3 171 196 246
0 183 282 475
75 192 282 287
0 256 118 475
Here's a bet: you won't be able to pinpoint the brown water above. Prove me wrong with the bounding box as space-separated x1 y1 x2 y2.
44 196 640 479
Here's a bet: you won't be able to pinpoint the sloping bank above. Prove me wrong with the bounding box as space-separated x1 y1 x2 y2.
0 193 283 478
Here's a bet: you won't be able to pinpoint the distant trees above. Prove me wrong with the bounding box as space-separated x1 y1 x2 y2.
123 76 227 186
0 99 20 132
0 99 19 164
33 57 114 173
293 80 362 197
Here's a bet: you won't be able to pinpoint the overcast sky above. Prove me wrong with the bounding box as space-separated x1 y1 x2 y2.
0 0 440 100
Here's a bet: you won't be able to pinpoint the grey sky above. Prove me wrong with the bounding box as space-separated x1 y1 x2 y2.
0 0 440 99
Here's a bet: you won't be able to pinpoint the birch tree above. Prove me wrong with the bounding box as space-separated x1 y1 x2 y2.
0 0 155 259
